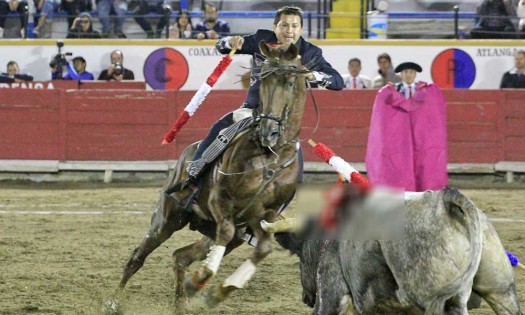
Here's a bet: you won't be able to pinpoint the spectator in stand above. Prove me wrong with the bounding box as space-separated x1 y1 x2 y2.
518 0 525 34
371 53 401 89
133 0 171 38
5 60 19 77
1 61 33 82
343 58 371 89
500 50 525 88
66 12 101 38
169 10 193 39
51 56 95 80
98 50 134 81
32 0 57 37
96 0 127 38
470 0 516 39
60 0 92 29
194 2 229 40
0 0 29 37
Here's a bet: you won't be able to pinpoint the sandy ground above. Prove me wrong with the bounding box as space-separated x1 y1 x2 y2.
0 182 524 315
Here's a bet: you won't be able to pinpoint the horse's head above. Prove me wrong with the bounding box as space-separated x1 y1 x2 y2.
255 41 308 148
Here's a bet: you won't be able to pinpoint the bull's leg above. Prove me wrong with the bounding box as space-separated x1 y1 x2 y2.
477 286 522 315
206 223 273 307
118 193 190 292
314 244 350 315
443 294 470 315
473 219 523 315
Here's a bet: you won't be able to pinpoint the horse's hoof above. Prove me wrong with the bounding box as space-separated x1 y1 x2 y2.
205 284 236 308
173 297 189 315
174 292 189 305
205 286 222 308
102 297 124 315
183 277 200 298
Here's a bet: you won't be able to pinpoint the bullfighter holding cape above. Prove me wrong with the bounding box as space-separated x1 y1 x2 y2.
365 62 448 192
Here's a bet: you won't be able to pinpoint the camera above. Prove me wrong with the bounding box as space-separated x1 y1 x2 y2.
49 41 72 79
113 63 123 76
162 3 172 14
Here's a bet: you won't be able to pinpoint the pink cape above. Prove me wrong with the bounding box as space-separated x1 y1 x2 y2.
365 82 448 191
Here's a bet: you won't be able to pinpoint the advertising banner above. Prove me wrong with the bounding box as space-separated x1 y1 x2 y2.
0 40 523 90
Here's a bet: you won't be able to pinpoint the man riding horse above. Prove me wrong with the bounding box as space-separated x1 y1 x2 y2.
173 5 344 206
110 7 344 312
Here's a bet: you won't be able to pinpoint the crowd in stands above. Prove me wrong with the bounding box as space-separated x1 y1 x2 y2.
0 0 231 39
2 0 525 39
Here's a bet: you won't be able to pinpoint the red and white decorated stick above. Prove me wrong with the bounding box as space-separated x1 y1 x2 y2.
308 139 369 191
161 49 237 145
308 139 370 229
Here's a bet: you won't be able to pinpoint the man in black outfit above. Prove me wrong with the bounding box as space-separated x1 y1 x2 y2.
470 0 516 39
501 50 525 88
177 5 344 197
133 0 170 38
98 50 135 81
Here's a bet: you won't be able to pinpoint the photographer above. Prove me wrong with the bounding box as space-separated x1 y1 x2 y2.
97 50 134 81
51 55 94 80
66 12 101 39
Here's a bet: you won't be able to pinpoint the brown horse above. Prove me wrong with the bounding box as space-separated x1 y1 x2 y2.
111 41 310 311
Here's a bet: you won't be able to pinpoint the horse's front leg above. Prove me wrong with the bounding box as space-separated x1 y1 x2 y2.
184 190 236 296
173 236 214 303
207 219 273 307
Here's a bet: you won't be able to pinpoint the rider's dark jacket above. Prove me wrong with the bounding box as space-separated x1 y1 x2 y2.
216 29 344 109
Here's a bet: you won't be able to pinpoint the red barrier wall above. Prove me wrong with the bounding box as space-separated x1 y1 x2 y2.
0 88 523 163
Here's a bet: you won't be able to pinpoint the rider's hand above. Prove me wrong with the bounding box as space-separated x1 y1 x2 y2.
229 36 244 50
305 73 315 81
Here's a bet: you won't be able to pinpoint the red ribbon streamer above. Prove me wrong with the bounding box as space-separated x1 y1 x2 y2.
162 111 191 145
206 55 233 87
312 143 336 163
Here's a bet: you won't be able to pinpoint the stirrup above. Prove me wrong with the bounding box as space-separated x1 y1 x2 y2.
165 179 199 210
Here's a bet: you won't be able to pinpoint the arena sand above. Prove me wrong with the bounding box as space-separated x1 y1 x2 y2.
0 183 524 315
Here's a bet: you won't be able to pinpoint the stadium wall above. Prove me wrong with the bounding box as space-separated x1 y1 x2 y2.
1 88 523 164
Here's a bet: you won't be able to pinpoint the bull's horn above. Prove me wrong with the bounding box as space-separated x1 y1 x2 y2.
518 263 525 271
260 218 298 233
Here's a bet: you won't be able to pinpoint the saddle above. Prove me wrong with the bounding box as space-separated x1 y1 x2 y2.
165 115 254 210
186 116 254 178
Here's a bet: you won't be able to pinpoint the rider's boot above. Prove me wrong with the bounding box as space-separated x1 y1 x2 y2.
167 113 235 209
173 176 200 209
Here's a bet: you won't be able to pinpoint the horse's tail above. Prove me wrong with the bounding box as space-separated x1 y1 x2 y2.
425 188 483 315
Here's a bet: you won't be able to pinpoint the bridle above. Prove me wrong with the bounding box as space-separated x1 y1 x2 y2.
253 60 304 145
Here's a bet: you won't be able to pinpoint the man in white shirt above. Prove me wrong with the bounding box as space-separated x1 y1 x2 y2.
394 62 422 98
342 58 371 89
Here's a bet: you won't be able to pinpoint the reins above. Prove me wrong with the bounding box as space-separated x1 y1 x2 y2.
297 78 320 142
